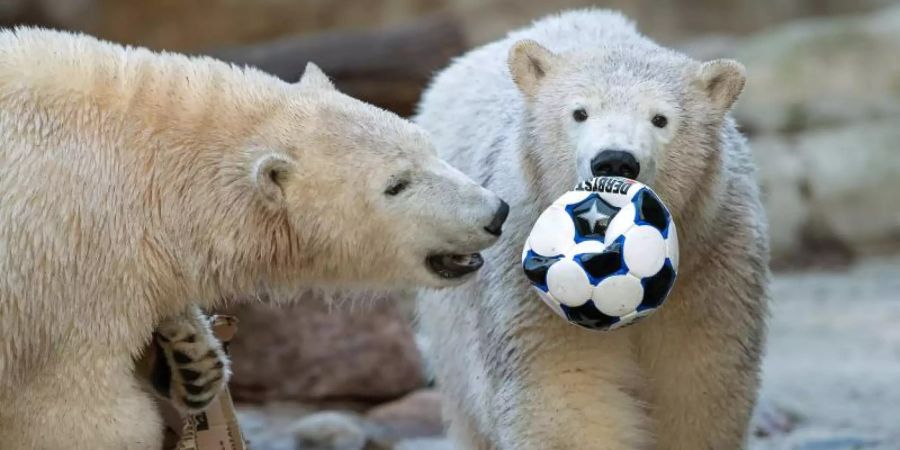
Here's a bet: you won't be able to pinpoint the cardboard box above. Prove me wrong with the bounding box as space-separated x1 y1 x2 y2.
156 315 247 450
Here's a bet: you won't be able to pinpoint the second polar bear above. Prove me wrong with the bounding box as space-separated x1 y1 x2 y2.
416 9 769 450
0 28 507 450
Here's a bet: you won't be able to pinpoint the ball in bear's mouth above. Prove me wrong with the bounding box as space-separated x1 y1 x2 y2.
427 253 485 279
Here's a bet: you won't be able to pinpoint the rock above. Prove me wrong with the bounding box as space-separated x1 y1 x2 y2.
722 5 900 136
366 390 444 442
225 292 425 404
393 438 453 450
753 119 900 265
238 403 317 450
791 121 900 253
235 390 443 450
288 412 369 450
684 5 900 263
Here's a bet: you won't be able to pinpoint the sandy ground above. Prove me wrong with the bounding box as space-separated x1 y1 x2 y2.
239 255 900 449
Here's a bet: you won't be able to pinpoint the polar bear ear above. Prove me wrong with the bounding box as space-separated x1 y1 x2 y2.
297 62 335 91
697 59 746 112
508 39 559 98
252 152 295 207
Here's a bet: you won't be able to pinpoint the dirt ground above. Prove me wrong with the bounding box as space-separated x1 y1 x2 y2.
750 255 900 450
239 255 900 450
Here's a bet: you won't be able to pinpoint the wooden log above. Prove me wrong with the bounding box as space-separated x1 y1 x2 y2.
209 14 468 117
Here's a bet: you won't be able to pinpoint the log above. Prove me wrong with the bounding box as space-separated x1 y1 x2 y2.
209 14 468 117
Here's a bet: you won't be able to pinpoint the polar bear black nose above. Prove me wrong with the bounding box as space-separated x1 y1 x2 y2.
484 200 510 236
591 150 640 179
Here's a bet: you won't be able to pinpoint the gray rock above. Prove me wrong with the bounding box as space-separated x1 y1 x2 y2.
685 5 900 262
713 5 900 136
289 412 368 450
753 120 900 263
366 390 444 442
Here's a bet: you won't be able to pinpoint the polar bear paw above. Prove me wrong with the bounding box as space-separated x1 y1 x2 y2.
151 307 231 414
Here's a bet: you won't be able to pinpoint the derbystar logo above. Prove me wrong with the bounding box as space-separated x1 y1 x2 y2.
578 177 635 195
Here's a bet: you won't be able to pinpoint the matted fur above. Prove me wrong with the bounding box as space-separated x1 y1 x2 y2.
415 9 769 450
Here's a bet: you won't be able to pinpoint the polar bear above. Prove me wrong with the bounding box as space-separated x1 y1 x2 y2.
0 27 508 450
415 9 770 450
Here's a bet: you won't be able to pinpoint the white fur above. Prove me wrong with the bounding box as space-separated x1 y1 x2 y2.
416 9 769 450
0 27 503 449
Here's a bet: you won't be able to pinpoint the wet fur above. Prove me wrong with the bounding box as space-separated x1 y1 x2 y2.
415 10 769 450
0 27 501 449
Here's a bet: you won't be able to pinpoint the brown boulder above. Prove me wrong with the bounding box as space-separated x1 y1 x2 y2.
224 292 424 404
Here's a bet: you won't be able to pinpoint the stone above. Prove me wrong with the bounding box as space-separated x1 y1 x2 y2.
366 389 444 442
753 120 900 264
685 5 900 136
288 412 368 450
225 292 425 404
684 5 900 263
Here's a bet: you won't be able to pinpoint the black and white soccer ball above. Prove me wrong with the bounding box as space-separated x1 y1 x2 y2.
521 176 678 331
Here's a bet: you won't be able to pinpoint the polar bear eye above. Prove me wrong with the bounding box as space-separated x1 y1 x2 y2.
385 179 409 196
572 108 588 122
651 114 668 128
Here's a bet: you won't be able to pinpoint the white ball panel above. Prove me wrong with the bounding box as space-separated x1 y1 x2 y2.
595 190 630 209
622 225 666 277
521 241 531 263
609 307 656 330
592 274 643 317
625 183 646 202
552 191 592 208
604 203 636 244
564 239 606 258
546 259 593 307
595 179 645 208
527 205 576 256
666 221 679 272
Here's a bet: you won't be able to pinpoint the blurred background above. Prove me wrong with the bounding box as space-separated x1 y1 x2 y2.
4 1 899 449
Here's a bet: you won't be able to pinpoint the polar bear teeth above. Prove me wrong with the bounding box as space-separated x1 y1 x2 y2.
427 253 485 278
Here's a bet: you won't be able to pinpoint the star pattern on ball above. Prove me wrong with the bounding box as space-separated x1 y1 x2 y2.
522 177 679 332
571 195 618 240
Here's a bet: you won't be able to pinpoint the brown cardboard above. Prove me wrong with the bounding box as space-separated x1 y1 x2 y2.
160 315 247 450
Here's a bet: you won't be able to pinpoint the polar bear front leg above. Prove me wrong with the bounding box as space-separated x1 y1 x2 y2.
150 305 231 414
1 352 164 450
635 270 767 450
495 329 653 450
444 402 496 450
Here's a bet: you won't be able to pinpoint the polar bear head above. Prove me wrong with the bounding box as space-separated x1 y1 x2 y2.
241 64 507 289
507 39 746 213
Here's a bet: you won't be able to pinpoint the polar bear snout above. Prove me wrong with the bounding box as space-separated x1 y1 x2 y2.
421 186 506 282
484 200 510 237
590 150 641 179
399 158 508 284
441 182 507 248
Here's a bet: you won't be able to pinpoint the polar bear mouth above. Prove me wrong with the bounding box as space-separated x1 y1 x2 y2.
427 253 485 279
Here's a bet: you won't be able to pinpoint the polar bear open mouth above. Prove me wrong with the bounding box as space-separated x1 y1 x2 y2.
427 253 485 279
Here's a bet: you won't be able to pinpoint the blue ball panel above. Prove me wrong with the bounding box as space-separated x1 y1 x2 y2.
639 259 676 310
522 250 562 292
561 300 620 330
575 237 626 283
567 194 620 242
632 188 670 236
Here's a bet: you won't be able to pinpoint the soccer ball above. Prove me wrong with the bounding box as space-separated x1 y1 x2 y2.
521 176 678 331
